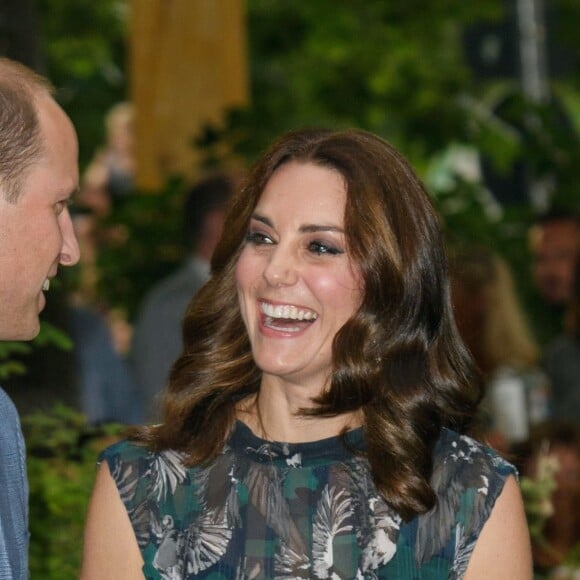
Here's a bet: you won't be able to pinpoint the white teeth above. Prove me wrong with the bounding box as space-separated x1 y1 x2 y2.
260 302 317 321
42 279 50 292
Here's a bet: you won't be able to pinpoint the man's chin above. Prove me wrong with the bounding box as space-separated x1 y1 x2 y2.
17 308 42 340
9 324 40 341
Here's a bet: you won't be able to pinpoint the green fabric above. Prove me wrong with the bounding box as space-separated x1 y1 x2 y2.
101 423 515 579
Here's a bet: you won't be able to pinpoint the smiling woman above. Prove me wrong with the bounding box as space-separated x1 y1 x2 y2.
81 129 532 579
235 161 361 406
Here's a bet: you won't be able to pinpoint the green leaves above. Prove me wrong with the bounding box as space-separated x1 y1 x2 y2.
0 322 72 380
38 0 129 168
23 405 123 578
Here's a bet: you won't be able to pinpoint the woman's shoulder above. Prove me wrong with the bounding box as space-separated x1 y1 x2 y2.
98 438 150 465
432 428 516 506
434 428 516 479
98 440 192 513
433 431 515 542
405 429 517 575
98 439 190 485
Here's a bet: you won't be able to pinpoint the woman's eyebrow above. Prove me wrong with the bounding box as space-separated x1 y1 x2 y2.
251 214 344 233
299 224 344 234
250 214 273 227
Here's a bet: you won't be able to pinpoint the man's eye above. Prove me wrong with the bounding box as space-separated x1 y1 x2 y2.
55 199 75 215
308 241 342 256
245 231 273 245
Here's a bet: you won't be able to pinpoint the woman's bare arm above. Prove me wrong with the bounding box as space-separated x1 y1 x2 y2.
464 475 533 579
80 462 144 579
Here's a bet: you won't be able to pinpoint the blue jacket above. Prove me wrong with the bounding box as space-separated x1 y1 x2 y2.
0 387 28 579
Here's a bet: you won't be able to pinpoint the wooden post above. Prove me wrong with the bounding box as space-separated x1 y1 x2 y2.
129 0 249 190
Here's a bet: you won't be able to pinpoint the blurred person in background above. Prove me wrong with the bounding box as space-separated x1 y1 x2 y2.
74 101 138 376
67 207 142 425
528 210 580 344
77 100 138 324
543 255 580 425
69 304 142 425
450 247 550 450
0 57 80 579
131 172 236 421
79 101 135 217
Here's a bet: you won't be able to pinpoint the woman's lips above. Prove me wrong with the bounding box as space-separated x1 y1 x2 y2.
258 300 318 336
259 300 318 321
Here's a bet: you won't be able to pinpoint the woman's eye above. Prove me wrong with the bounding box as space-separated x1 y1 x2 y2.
245 231 273 245
308 241 343 256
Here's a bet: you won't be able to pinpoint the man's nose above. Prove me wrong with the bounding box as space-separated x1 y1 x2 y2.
59 210 81 266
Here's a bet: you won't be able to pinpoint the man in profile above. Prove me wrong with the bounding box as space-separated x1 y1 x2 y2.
0 57 80 578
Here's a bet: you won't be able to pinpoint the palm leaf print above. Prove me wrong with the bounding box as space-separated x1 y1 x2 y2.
312 485 353 578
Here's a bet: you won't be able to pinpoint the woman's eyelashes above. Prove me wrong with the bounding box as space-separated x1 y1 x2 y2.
307 240 344 256
245 229 344 256
245 230 273 245
246 230 344 256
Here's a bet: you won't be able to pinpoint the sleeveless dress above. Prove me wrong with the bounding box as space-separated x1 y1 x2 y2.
100 422 515 579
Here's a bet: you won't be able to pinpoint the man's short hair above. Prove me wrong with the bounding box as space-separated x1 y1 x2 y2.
183 173 236 246
0 58 53 203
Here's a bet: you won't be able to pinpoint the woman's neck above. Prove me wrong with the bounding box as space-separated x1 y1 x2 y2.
236 379 362 443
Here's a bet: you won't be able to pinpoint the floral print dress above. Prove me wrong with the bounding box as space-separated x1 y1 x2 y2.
100 422 515 579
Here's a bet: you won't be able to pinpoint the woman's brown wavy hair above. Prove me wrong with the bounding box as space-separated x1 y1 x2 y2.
130 128 481 521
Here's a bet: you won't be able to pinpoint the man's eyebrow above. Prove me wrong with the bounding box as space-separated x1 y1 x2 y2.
250 214 344 233
59 186 80 200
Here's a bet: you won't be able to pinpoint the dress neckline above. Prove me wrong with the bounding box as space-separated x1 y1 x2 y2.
229 420 366 467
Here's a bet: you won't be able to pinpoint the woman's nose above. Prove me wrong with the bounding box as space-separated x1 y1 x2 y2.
263 246 298 287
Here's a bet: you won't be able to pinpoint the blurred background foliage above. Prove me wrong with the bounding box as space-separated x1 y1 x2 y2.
22 406 122 577
219 1 501 162
37 0 129 168
99 0 580 322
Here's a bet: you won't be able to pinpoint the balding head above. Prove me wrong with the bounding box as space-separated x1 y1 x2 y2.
0 58 53 203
